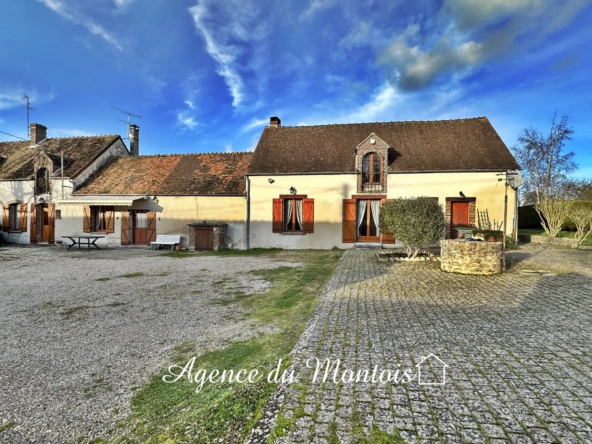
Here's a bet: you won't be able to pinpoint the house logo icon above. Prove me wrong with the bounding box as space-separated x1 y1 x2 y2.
415 354 448 385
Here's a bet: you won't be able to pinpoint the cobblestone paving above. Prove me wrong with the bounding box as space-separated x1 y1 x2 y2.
254 248 592 443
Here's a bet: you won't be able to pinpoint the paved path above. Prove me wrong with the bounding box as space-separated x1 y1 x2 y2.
252 248 592 443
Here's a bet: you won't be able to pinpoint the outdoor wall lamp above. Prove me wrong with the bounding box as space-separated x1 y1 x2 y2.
290 186 297 195
459 191 466 199
152 195 159 204
268 178 275 184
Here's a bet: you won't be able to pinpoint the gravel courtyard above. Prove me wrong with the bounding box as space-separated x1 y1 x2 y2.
252 246 592 444
0 246 299 443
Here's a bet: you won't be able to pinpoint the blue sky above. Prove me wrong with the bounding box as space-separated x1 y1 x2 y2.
1 0 591 176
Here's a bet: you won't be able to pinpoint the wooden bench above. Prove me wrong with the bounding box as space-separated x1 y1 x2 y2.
151 234 182 250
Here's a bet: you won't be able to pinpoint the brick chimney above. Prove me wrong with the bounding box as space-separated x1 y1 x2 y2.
270 116 281 128
129 124 140 157
30 123 47 144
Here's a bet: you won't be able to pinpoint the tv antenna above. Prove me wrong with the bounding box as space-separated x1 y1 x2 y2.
112 107 142 139
22 93 36 138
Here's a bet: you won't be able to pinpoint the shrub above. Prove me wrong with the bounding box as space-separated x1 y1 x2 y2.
563 201 592 231
471 230 503 242
569 204 592 245
535 199 573 237
379 197 445 258
518 205 543 229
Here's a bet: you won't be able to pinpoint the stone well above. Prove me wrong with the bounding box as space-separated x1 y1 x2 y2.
440 239 503 275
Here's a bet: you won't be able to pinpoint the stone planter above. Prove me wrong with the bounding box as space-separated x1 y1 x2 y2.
440 239 502 275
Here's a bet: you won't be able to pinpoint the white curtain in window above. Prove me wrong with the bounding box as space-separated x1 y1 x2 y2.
295 199 303 230
357 200 366 229
370 200 380 231
285 199 293 230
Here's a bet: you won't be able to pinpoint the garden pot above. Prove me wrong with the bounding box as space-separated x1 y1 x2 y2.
175 244 182 251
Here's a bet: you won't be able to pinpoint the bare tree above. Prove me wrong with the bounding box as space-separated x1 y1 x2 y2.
561 178 592 201
512 111 577 204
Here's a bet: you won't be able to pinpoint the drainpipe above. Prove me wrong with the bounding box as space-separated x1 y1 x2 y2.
61 150 64 200
245 175 251 250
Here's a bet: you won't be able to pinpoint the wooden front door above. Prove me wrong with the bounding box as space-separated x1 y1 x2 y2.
451 202 469 238
356 199 380 243
195 227 213 251
133 212 148 245
41 206 50 242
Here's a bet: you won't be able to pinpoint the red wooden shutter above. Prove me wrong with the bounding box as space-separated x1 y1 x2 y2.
83 205 91 233
30 204 37 243
121 211 130 245
19 204 28 232
2 203 8 232
147 212 157 243
302 199 314 234
272 198 283 233
48 204 55 244
381 199 396 244
105 207 115 233
342 199 356 243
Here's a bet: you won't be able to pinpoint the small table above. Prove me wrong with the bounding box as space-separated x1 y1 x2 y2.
62 235 106 250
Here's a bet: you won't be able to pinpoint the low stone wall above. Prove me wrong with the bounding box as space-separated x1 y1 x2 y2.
530 235 579 249
440 240 503 275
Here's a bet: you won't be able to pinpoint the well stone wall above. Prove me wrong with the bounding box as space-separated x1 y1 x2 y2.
440 239 503 275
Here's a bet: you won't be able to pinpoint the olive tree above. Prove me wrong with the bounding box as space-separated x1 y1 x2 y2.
380 197 445 258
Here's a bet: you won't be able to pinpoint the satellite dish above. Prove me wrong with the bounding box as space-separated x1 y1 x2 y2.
507 171 523 189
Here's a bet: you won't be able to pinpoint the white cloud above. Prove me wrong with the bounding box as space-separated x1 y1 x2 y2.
37 0 123 51
189 3 245 107
300 0 337 21
185 100 196 110
241 118 267 131
380 0 587 91
176 111 198 130
113 0 135 12
224 144 233 153
52 128 93 137
0 87 55 110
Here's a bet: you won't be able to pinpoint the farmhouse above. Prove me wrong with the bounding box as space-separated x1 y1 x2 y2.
246 117 520 249
67 152 252 249
0 123 129 244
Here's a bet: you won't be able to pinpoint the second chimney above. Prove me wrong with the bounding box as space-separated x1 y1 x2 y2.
129 124 140 157
270 116 281 128
30 123 47 144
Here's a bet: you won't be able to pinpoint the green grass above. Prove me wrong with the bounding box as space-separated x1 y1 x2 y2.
119 272 145 278
161 248 284 258
0 421 15 432
106 250 342 444
519 229 592 246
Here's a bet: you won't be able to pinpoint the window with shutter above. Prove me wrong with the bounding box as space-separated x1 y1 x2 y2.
30 204 37 243
272 196 314 234
85 206 115 232
19 204 27 232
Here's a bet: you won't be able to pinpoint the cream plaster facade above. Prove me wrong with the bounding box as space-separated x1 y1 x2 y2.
58 195 247 249
247 172 517 250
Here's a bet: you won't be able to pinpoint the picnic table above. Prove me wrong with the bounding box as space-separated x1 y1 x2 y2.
62 234 106 250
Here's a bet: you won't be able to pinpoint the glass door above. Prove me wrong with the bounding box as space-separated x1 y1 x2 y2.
356 199 380 242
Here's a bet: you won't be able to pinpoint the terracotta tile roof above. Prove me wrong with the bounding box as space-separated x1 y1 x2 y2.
249 117 520 174
75 152 253 195
0 135 122 180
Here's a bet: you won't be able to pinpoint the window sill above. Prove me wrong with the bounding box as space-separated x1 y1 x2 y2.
281 232 306 235
8 230 24 234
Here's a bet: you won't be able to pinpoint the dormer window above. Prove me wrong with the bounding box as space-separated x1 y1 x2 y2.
362 153 382 191
36 167 49 195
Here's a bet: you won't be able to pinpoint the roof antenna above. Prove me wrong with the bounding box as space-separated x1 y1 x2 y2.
22 93 36 138
111 107 142 140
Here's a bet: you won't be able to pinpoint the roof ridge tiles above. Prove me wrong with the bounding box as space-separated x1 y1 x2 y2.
268 117 487 129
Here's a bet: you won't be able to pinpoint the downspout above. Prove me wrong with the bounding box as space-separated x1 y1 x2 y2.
245 175 251 250
61 150 64 200
514 187 519 242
